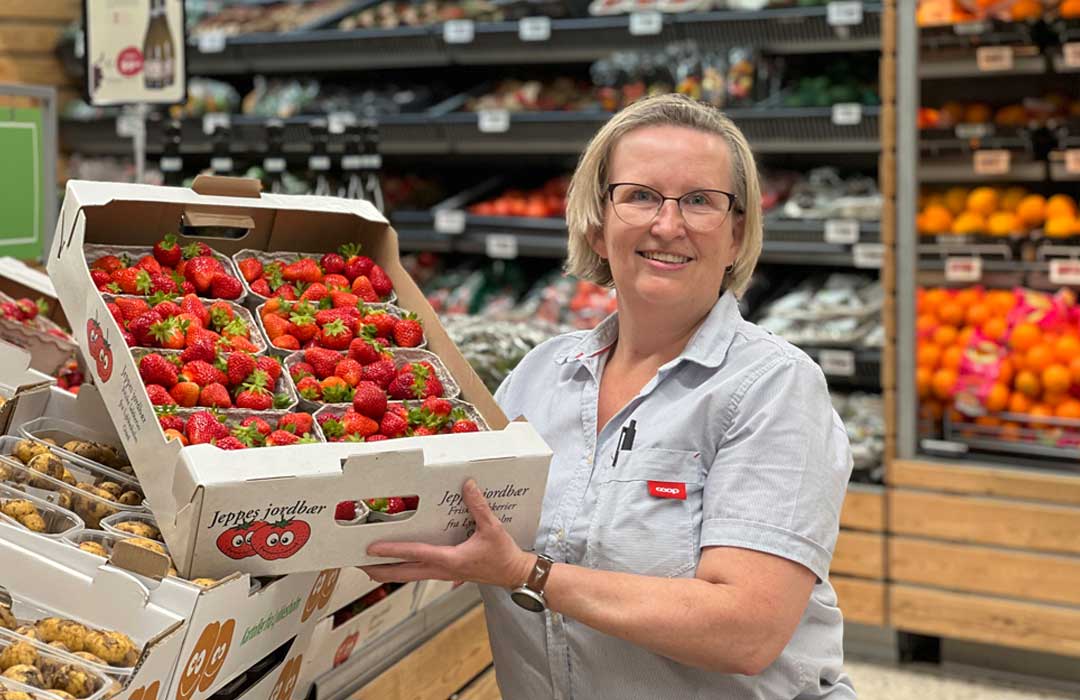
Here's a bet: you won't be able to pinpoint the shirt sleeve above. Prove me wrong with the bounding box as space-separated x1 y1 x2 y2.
493 370 518 418
699 356 853 581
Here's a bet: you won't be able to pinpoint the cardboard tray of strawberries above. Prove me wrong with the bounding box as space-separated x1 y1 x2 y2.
314 398 487 443
0 289 78 375
86 241 246 302
103 294 267 355
158 408 326 449
233 247 396 307
255 300 426 358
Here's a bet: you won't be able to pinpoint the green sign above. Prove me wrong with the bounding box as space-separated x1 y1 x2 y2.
0 107 45 260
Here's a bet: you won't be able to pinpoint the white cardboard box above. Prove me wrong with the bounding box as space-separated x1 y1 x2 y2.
0 341 55 434
47 178 552 578
0 258 77 375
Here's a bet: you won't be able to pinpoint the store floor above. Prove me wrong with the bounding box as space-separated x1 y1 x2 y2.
845 657 1080 699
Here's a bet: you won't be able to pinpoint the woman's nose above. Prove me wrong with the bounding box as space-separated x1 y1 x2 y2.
651 199 687 238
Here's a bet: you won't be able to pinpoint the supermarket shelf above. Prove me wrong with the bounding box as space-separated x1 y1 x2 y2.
762 217 882 266
918 156 1047 183
919 47 1047 79
801 346 882 390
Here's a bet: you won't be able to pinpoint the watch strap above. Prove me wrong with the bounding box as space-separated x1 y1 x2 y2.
526 554 554 594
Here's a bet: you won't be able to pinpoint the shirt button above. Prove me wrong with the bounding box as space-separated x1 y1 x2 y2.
557 528 565 541
586 455 593 465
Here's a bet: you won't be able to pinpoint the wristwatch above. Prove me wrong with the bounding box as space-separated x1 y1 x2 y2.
511 554 554 612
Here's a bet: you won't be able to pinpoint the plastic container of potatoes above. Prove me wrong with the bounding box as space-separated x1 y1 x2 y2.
0 482 82 539
17 419 133 481
0 625 115 698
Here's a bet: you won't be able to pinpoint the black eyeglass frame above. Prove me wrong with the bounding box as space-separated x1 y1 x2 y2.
606 182 742 229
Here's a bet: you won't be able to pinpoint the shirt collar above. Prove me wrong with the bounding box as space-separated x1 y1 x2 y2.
555 292 741 370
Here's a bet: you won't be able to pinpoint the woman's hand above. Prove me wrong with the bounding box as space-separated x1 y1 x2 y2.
360 479 536 589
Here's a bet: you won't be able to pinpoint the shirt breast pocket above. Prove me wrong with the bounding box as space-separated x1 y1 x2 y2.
585 448 704 579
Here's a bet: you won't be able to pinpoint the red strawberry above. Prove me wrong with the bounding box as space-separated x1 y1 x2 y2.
335 500 357 520
322 274 351 291
139 353 178 388
283 258 323 284
251 279 272 296
180 281 196 295
452 419 479 433
170 381 201 408
207 301 234 327
279 412 314 436
305 348 344 380
225 335 260 353
92 269 112 288
369 265 393 298
237 257 263 283
392 313 423 347
215 436 246 450
128 310 162 346
92 254 126 273
321 252 346 275
114 297 150 321
275 285 299 301
402 495 419 510
383 497 406 514
329 291 359 309
361 359 396 389
187 411 230 445
335 359 364 387
342 411 379 438
289 310 319 343
318 319 353 350
352 381 387 419
320 377 354 404
273 334 300 351
235 372 274 410
296 376 323 400
361 311 396 339
180 336 216 364
198 382 232 409
262 313 290 341
387 373 417 401
181 360 227 387
351 276 378 303
184 256 224 294
182 241 214 259
290 362 316 382
149 273 178 296
135 255 163 276
348 335 388 365
366 434 389 442
121 330 137 346
158 413 186 433
226 352 257 387
179 294 209 327
413 425 437 436
343 251 375 281
380 411 408 438
257 356 282 385
113 268 144 295
210 274 243 300
146 384 176 406
318 415 344 440
422 396 453 417
150 317 186 350
300 283 329 304
153 300 181 320
266 430 300 446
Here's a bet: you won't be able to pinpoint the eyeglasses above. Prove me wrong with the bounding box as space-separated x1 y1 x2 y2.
607 182 739 232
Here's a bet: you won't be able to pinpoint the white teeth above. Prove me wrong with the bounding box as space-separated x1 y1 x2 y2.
641 251 691 264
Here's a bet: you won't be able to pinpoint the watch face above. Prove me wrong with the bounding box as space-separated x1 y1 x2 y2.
511 589 545 613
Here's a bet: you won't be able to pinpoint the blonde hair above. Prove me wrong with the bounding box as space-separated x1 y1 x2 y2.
565 93 763 297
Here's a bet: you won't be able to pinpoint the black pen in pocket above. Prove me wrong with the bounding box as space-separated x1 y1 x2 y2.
611 419 637 468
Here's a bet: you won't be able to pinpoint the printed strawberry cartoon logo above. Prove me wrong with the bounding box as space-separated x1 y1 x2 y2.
249 519 311 561
301 569 340 623
175 618 236 700
128 681 160 700
333 634 359 668
215 520 266 560
86 317 114 382
268 655 303 700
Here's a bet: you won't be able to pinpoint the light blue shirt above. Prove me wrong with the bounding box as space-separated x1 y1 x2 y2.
480 292 856 699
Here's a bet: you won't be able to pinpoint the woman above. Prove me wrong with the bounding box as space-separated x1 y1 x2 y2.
364 93 856 699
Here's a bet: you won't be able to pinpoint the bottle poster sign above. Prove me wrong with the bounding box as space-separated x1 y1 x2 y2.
84 0 187 106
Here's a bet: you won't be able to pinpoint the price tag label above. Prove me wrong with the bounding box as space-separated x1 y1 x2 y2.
818 349 856 377
159 156 183 173
434 209 466 235
945 256 983 282
824 219 860 244
955 122 992 139
826 1 863 26
519 16 551 42
478 109 511 133
853 242 884 269
327 112 356 135
202 113 231 135
1064 149 1080 174
211 157 233 173
1063 42 1080 69
197 30 227 54
115 114 142 138
1050 259 1080 286
629 11 662 36
342 154 382 171
973 149 1010 175
263 157 286 173
444 19 475 44
976 46 1014 72
953 20 990 35
308 155 331 172
831 103 862 126
485 234 519 259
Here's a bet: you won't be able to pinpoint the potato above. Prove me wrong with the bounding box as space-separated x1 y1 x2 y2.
116 492 141 507
0 689 34 700
35 620 86 654
71 487 116 529
2 664 44 688
0 605 15 630
13 626 36 640
63 442 123 470
0 641 37 671
77 542 108 558
94 483 121 499
69 653 103 667
16 513 46 533
82 631 135 667
25 455 66 489
112 522 158 541
1 501 37 519
48 664 100 698
46 642 70 654
12 440 49 465
0 463 11 482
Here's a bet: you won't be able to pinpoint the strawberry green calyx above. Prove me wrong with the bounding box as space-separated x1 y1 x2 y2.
210 305 233 329
160 233 179 251
340 242 362 258
148 290 177 306
272 392 291 409
367 497 389 512
222 317 250 337
320 418 345 439
411 365 429 398
182 242 204 260
34 298 50 315
264 262 285 290
135 270 153 294
323 318 348 338
297 434 319 444
322 383 354 404
232 423 266 447
242 369 271 393
105 282 122 294
343 434 365 443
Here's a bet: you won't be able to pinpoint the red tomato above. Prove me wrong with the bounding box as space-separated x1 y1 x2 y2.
251 519 311 560
215 520 264 560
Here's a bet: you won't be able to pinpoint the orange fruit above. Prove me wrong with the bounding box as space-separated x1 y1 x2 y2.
920 399 945 421
981 317 1007 343
933 325 958 346
975 415 1003 428
1009 322 1041 352
1064 0 1080 19
944 187 970 216
1010 0 1042 20
965 187 1000 217
1029 403 1054 424
1008 392 1033 414
1069 356 1080 384
1000 422 1022 441
1046 194 1078 220
985 383 1010 412
965 303 991 328
941 102 966 125
998 358 1016 387
1016 194 1047 228
963 103 992 124
955 287 984 308
951 212 986 235
958 326 976 346
987 289 1016 315
1015 369 1041 398
916 367 933 399
1042 364 1072 395
1053 335 1080 364
932 368 958 400
918 343 942 369
1026 345 1055 374
1055 399 1080 420
917 313 939 338
1043 391 1068 408
1045 216 1076 239
922 287 950 312
938 301 966 327
999 186 1028 212
987 212 1020 237
941 345 965 370
919 204 954 234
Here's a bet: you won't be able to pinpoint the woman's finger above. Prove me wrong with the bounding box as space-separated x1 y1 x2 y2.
462 479 500 530
362 562 445 583
367 540 455 566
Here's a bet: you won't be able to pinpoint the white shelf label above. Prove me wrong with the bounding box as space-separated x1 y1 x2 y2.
485 234 519 260
826 1 863 26
327 111 356 135
197 30 227 54
75 29 85 59
1050 259 1080 286
519 16 551 42
973 149 1010 175
853 242 884 269
342 154 381 171
818 349 856 377
434 209 466 235
115 114 142 138
629 11 662 36
478 109 511 134
824 219 860 245
263 157 286 173
1064 149 1080 175
159 156 183 173
953 20 990 35
955 122 992 139
308 155 331 172
976 46 1014 72
444 19 475 44
211 157 233 173
831 103 862 126
945 256 983 282
202 112 230 135
1063 42 1080 69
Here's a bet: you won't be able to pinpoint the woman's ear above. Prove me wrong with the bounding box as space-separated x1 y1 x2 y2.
587 226 608 260
728 213 745 263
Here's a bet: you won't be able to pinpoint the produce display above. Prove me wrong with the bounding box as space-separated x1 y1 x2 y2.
156 409 322 448
778 57 880 109
755 274 884 349
918 94 1080 131
0 624 115 698
258 300 422 355
766 167 882 222
917 187 1080 239
136 348 293 411
337 0 569 29
316 397 482 443
235 246 395 304
87 238 244 301
289 348 453 408
466 177 568 219
189 0 353 38
917 0 1077 25
106 295 262 353
831 392 886 482
0 297 70 344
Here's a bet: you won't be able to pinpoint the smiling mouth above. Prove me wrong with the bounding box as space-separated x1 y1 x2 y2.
638 251 693 264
